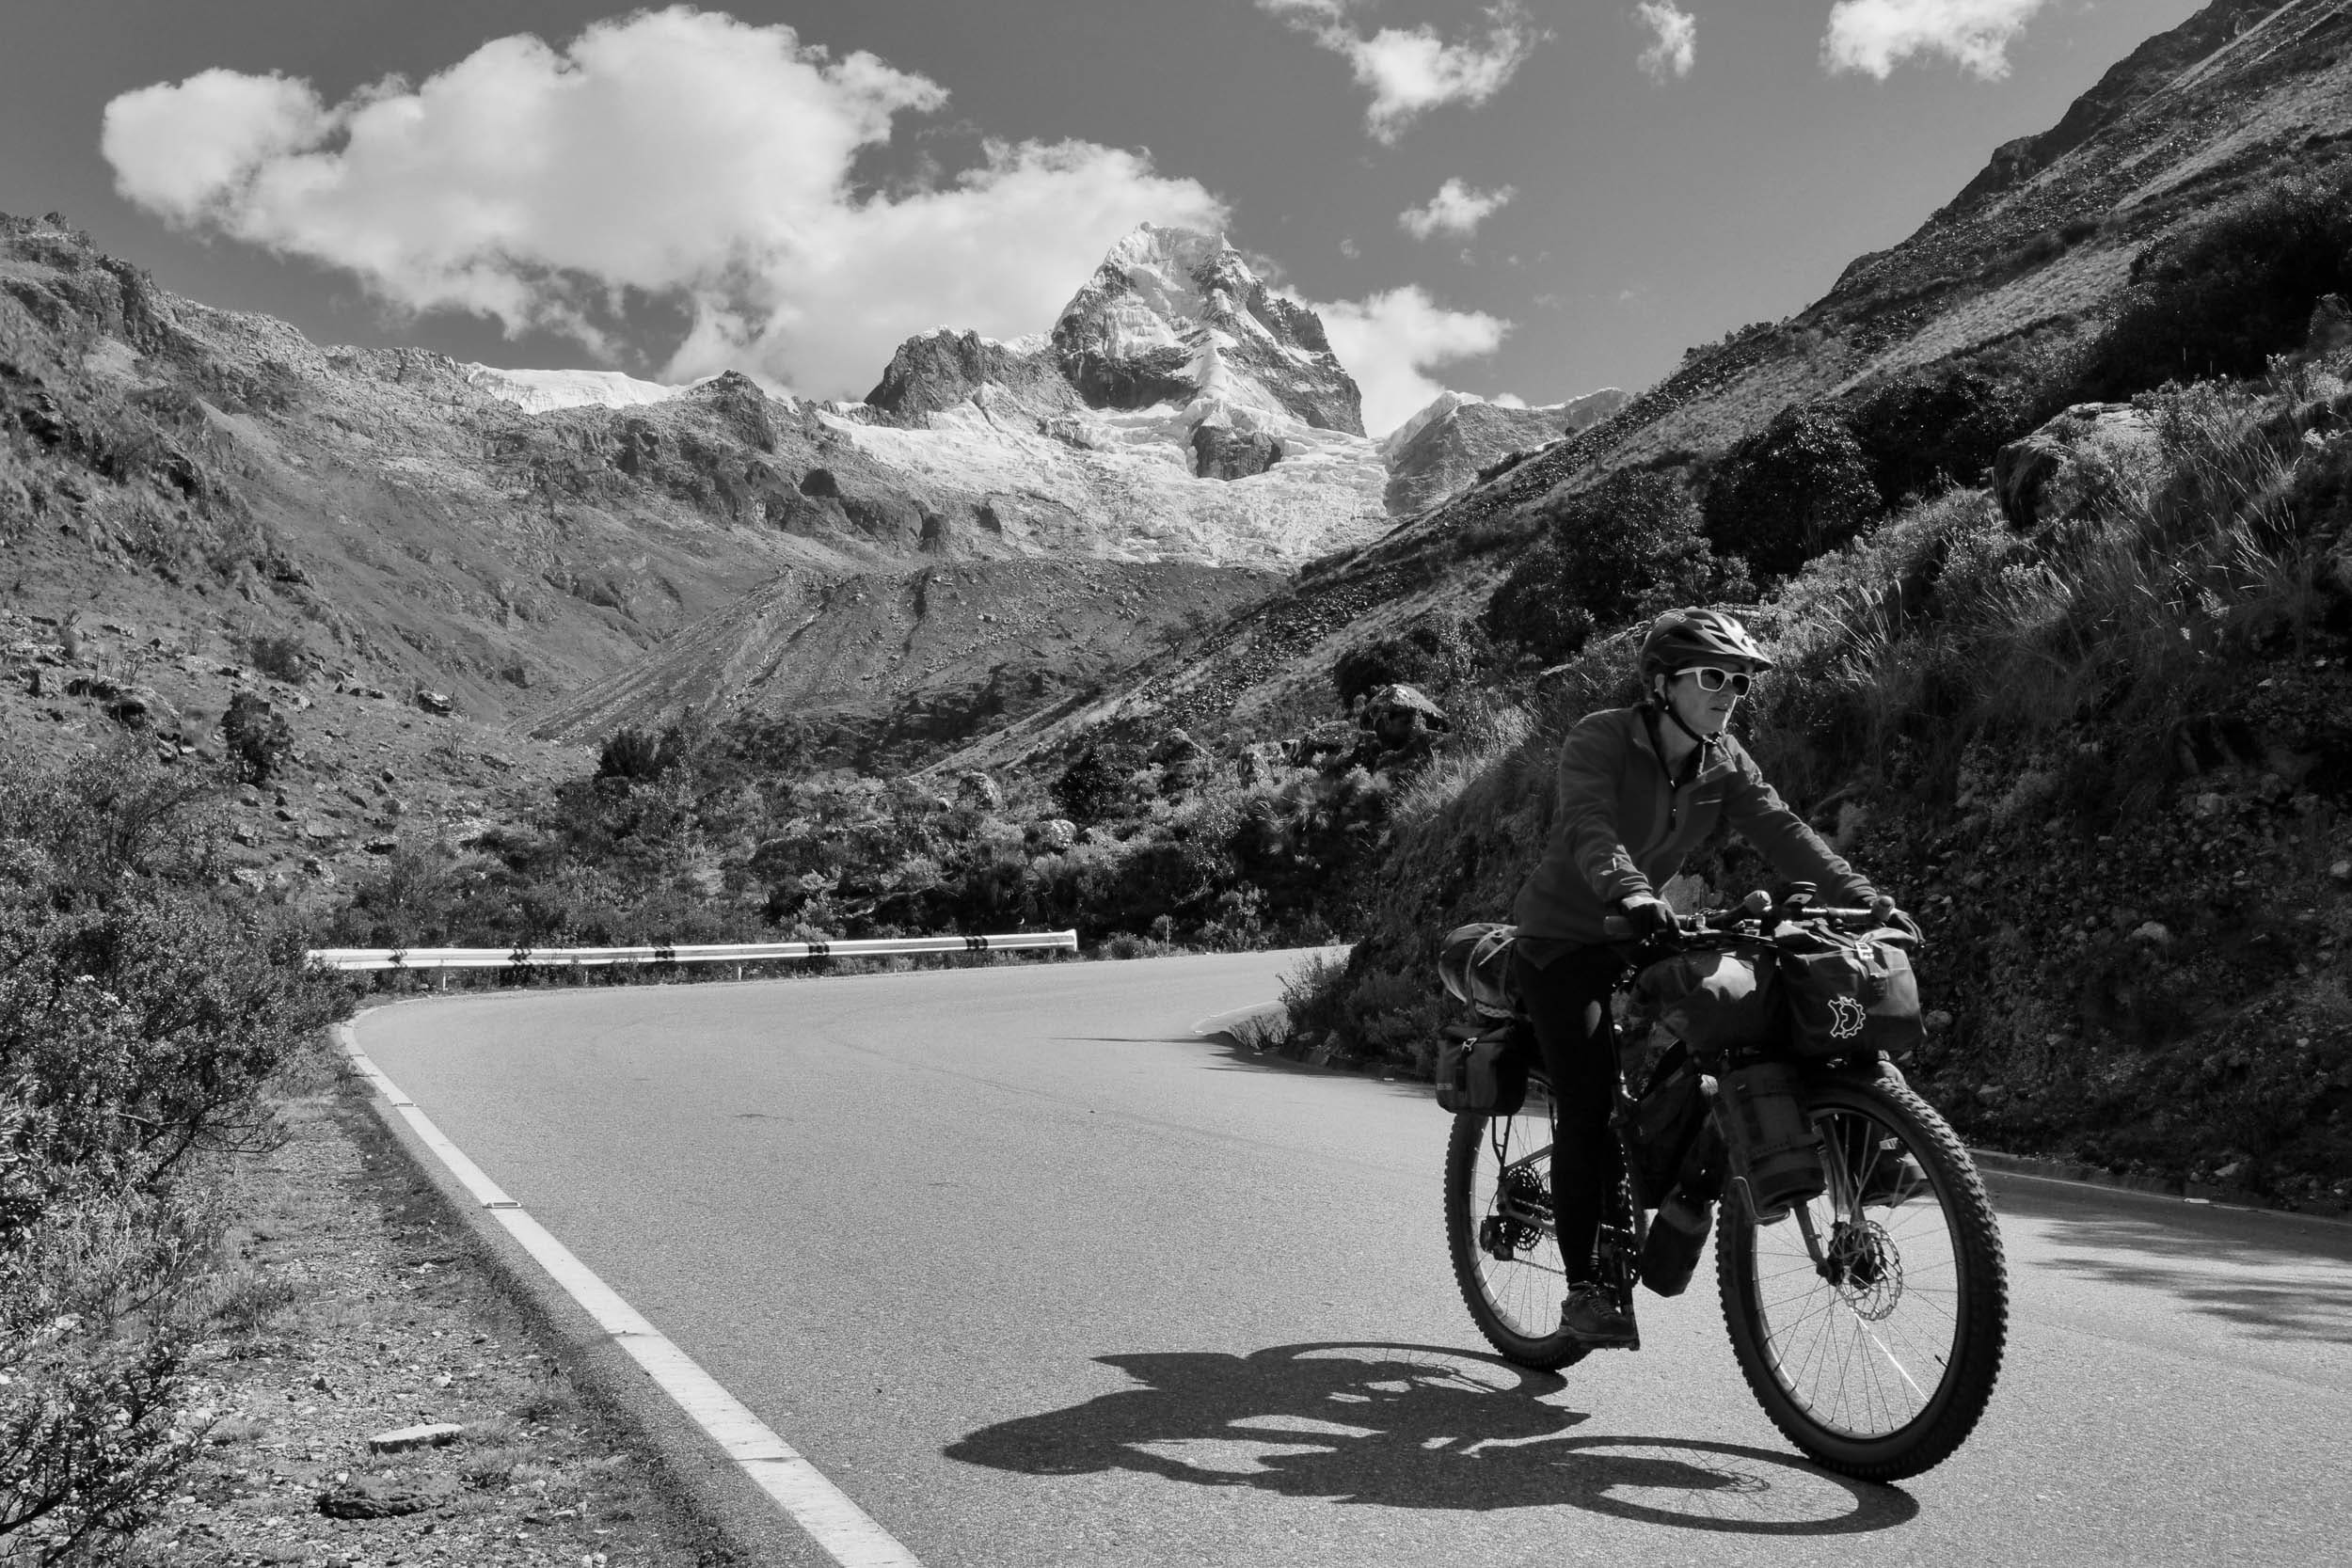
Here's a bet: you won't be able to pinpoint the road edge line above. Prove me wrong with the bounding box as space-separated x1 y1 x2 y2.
335 1022 925 1568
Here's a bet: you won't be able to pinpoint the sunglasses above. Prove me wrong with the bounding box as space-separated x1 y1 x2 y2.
1681 666 1754 695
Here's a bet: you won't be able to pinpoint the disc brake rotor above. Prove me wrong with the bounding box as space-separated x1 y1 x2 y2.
1820 1217 1904 1322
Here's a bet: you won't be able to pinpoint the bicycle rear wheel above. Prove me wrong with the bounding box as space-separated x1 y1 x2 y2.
1716 1068 2007 1481
1444 1073 1589 1370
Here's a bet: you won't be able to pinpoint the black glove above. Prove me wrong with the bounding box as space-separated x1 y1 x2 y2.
1869 895 1924 945
1618 895 1678 940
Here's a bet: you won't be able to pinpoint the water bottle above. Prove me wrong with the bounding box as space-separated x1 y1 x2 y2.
1640 1191 1714 1297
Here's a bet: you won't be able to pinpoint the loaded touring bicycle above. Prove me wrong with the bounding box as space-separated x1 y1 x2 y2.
1433 885 2008 1482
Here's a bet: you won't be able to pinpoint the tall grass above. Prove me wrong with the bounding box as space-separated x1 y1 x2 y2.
1315 359 2352 1075
1751 375 2338 818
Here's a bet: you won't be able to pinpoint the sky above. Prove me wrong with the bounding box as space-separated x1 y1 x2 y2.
2 0 2208 436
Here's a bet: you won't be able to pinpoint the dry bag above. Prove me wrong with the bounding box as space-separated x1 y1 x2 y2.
1776 927 1924 1058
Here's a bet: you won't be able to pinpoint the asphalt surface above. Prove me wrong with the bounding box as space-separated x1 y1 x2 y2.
358 952 2352 1568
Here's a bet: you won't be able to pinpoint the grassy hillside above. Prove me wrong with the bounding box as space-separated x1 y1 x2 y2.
1315 341 2352 1211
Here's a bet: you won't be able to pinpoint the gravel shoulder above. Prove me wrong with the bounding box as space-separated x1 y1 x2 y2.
135 1081 739 1568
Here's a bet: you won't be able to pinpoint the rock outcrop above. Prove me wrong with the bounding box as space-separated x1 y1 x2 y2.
861 328 1079 426
1192 423 1282 481
1992 403 2162 531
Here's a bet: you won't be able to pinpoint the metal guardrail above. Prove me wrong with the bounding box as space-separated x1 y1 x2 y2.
308 929 1082 973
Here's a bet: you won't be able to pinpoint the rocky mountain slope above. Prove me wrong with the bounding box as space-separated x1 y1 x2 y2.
530 558 1281 770
0 221 1378 751
1379 388 1627 516
935 0 2352 781
0 207 1626 877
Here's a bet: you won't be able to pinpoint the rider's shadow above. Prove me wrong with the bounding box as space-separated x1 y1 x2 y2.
946 1343 1918 1534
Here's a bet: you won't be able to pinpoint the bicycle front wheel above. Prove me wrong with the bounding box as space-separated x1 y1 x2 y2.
1444 1073 1588 1370
1716 1068 2008 1482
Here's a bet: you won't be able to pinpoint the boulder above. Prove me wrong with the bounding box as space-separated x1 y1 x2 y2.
1150 728 1207 767
1028 818 1078 852
365 1422 465 1453
414 689 454 715
1287 720 1360 767
316 1474 457 1520
103 683 175 733
1190 423 1282 482
1992 403 2161 532
954 769 1004 811
1360 683 1451 751
1237 740 1289 785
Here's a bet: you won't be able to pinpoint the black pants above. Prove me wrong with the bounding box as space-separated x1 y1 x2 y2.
1511 943 1623 1286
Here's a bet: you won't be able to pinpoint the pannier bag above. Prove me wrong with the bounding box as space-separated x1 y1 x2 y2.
1631 948 1780 1055
1776 927 1924 1057
1435 1024 1533 1117
1715 1060 1825 1223
1438 922 1521 1019
1622 1045 1716 1202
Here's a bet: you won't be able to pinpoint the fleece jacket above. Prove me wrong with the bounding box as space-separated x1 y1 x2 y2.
1511 703 1878 957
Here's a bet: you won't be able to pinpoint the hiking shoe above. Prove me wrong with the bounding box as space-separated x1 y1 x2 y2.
1559 1282 1640 1349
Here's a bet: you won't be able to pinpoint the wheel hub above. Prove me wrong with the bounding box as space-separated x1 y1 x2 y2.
1818 1217 1904 1321
1481 1167 1549 1259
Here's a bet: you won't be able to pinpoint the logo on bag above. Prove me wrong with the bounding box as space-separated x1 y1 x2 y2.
1827 995 1867 1039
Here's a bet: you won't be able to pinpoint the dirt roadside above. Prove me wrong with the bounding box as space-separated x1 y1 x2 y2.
133 1079 743 1568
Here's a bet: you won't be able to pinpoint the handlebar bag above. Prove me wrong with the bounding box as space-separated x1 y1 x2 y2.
1436 1023 1532 1117
1775 927 1924 1057
1631 949 1779 1054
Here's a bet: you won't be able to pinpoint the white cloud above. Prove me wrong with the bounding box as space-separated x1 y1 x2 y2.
1635 2 1697 82
1311 285 1509 436
1399 178 1515 240
1257 1 1540 142
1491 392 1529 407
1821 0 2048 81
100 7 1227 397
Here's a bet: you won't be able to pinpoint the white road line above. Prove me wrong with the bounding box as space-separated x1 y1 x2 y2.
337 1023 923 1568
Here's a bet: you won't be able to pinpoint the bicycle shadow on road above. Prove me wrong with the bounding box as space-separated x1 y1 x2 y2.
945 1341 1917 1535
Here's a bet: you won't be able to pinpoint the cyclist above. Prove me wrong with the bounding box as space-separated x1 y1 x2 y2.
1509 607 1916 1348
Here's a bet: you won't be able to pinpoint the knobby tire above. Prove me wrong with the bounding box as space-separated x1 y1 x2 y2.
1715 1068 2007 1482
1443 1074 1591 1371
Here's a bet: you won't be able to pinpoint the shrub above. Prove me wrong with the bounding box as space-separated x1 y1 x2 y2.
1485 467 1752 662
219 691 293 784
242 632 317 685
2084 168 2352 399
1846 362 2051 503
0 746 348 1562
1701 404 1884 582
596 726 669 783
1330 613 1490 708
1049 748 1122 825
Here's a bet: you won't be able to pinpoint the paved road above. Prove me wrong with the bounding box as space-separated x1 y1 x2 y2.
358 952 2352 1567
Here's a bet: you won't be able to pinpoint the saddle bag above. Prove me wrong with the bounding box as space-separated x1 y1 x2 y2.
1435 1024 1533 1117
1776 927 1924 1058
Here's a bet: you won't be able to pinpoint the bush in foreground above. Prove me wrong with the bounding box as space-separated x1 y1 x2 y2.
0 747 347 1562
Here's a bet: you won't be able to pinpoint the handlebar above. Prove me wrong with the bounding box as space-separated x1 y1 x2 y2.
1599 902 1883 942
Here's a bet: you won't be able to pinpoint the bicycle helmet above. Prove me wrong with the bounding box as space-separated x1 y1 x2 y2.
1438 922 1519 1019
1637 608 1774 681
